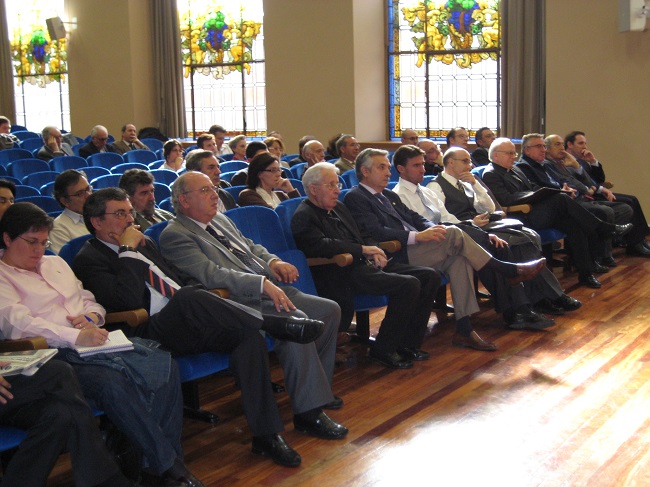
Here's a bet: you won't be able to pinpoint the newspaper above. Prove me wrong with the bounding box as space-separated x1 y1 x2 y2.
0 349 58 377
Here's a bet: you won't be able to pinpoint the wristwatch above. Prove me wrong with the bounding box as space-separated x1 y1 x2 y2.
118 245 137 253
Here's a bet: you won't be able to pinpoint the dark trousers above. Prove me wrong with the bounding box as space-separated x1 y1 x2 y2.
312 261 441 353
0 361 120 487
148 285 283 437
613 193 649 245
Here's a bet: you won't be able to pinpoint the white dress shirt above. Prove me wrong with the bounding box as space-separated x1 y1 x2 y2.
427 171 495 214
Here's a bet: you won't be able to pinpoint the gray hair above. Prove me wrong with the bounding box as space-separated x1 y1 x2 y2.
90 125 108 137
488 137 513 161
303 162 338 197
41 125 57 139
228 134 246 151
170 171 193 214
185 149 215 171
335 134 354 153
355 148 388 181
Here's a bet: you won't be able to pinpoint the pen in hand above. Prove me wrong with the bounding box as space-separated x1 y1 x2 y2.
84 315 110 341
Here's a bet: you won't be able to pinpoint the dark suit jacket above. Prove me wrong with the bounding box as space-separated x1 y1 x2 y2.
471 147 490 166
517 155 563 190
577 157 606 185
72 236 200 317
481 163 541 207
343 185 433 263
79 142 117 159
110 140 151 155
218 187 237 211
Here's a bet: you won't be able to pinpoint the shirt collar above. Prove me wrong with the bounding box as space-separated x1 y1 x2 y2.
360 182 380 195
397 177 418 193
62 207 84 223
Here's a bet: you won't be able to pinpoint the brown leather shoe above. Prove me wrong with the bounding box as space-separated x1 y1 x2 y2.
507 258 546 286
452 331 497 352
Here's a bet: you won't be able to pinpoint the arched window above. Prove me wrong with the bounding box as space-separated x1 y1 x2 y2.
388 0 501 141
179 0 266 138
5 0 70 131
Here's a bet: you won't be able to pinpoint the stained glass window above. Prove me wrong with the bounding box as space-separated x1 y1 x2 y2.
388 0 501 141
5 1 70 131
179 0 265 138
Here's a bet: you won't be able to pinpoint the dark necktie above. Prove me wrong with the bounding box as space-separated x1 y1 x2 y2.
148 267 177 297
205 224 269 277
129 143 136 150
456 180 465 192
375 193 417 231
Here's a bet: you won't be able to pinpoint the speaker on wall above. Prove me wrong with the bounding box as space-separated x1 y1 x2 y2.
46 17 66 40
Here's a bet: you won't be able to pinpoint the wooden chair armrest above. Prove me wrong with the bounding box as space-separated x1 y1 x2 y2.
378 240 401 253
603 181 614 189
210 288 231 299
0 337 49 352
503 204 532 214
307 254 354 267
105 309 149 328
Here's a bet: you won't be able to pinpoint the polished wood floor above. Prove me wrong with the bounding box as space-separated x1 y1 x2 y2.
47 249 650 486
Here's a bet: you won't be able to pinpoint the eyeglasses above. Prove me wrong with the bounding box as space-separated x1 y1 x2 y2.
95 137 108 142
315 182 343 190
0 197 15 205
262 168 282 174
18 236 51 249
102 209 136 220
451 158 472 164
527 144 545 150
66 185 93 198
495 150 519 157
182 185 219 196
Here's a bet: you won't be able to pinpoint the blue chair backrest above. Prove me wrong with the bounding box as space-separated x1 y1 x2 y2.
19 138 44 152
275 196 307 250
289 162 307 180
421 175 434 186
0 165 6 176
81 166 111 181
0 175 20 185
281 154 299 162
338 188 351 202
59 234 92 266
8 158 50 179
154 182 171 202
14 185 41 198
88 152 123 169
71 143 83 157
140 138 164 151
144 220 169 246
51 155 87 172
387 181 398 190
340 169 358 188
15 195 61 213
90 174 122 189
40 181 56 196
339 175 347 189
223 206 288 255
22 171 59 188
124 150 158 165
219 160 248 173
220 185 244 203
220 171 237 183
111 162 148 174
154 148 164 160
10 124 27 132
220 153 235 161
12 130 40 141
150 169 178 186
389 163 400 181
287 178 305 196
275 249 318 295
0 148 33 167
471 166 487 178
159 197 175 214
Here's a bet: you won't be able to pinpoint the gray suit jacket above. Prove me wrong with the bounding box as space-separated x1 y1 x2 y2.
159 212 278 301
111 140 150 154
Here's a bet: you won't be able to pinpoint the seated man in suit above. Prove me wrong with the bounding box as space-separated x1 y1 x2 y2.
50 169 93 253
73 187 330 468
185 149 237 211
292 163 442 369
302 139 328 174
36 125 74 161
564 130 650 257
344 149 547 352
481 137 632 289
158 173 348 446
417 139 444 176
471 127 495 166
79 125 117 159
395 145 581 319
118 169 173 231
0 360 131 487
110 123 150 154
333 135 360 174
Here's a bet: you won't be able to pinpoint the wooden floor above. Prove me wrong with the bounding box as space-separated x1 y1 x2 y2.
47 249 650 486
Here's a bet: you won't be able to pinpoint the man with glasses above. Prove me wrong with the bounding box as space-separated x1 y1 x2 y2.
400 129 419 146
159 172 348 453
110 123 150 154
0 179 15 220
292 162 442 369
185 150 238 211
79 125 117 159
73 187 333 469
36 125 74 161
50 169 93 253
481 137 632 289
417 139 444 176
471 127 496 166
446 127 470 150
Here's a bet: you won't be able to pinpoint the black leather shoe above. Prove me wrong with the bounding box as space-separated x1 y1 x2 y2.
601 256 618 267
505 310 555 330
368 349 413 369
397 347 430 361
294 411 348 439
451 331 497 351
252 434 301 467
533 298 565 316
262 316 324 344
553 294 582 312
613 223 634 237
593 261 609 274
579 273 602 288
626 242 650 257
322 395 344 410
